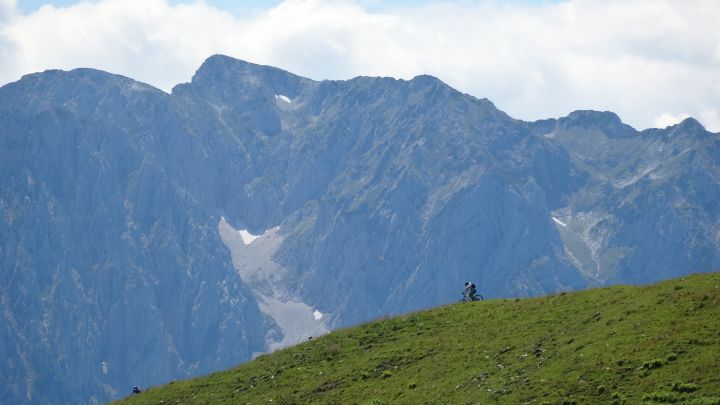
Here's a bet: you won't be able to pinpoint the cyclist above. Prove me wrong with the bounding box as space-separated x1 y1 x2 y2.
463 281 478 301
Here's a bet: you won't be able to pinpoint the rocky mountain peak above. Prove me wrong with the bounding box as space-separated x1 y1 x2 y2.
409 73 445 87
173 54 312 101
558 110 636 138
2 67 164 119
671 117 707 135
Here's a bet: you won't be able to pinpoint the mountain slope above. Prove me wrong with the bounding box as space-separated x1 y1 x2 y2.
1 55 719 403
529 112 720 285
0 68 266 404
116 272 720 404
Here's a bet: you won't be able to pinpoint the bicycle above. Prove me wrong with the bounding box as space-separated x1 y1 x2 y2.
458 291 483 302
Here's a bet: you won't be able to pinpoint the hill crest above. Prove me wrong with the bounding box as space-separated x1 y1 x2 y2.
117 272 720 404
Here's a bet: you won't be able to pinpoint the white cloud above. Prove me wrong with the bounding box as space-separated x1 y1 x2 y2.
654 112 691 129
1 0 18 20
1 0 719 132
699 109 720 133
1 0 243 91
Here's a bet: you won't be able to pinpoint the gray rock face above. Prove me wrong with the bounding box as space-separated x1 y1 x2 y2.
1 54 718 403
530 112 720 285
0 67 266 404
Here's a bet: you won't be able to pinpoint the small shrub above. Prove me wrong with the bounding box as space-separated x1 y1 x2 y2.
597 384 607 394
408 382 417 390
671 382 699 393
666 353 678 362
381 370 392 378
611 392 627 405
642 391 680 403
642 359 664 370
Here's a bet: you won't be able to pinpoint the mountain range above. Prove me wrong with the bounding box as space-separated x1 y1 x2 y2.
1 54 718 403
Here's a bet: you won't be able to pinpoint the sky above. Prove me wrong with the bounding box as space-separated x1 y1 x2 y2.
1 0 719 131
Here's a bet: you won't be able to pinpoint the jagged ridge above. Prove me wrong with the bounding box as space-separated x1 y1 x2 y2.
2 54 719 404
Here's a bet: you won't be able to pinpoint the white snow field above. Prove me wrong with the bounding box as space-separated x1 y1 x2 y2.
218 218 329 352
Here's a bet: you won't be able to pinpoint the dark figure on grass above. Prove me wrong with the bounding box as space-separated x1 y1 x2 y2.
463 282 479 301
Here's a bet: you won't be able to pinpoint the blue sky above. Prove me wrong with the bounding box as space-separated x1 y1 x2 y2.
18 0 281 13
4 0 719 131
17 0 561 14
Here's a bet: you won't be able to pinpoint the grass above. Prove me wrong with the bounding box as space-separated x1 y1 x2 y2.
116 272 720 404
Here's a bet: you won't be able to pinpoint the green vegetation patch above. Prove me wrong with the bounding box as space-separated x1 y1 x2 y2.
116 272 720 404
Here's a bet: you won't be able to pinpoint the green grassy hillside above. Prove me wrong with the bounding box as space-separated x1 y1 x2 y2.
117 273 720 404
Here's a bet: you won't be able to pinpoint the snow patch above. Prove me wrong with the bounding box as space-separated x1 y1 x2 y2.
552 217 567 227
275 94 291 103
258 295 329 351
238 229 260 245
218 218 329 352
101 362 108 375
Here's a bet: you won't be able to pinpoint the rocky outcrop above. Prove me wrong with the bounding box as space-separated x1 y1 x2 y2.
0 68 266 404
